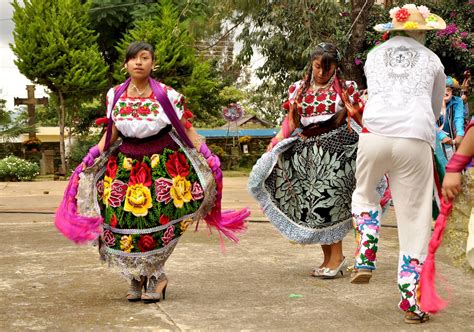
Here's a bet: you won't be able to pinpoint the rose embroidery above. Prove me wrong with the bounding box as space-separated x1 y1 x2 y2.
170 175 192 208
105 156 118 179
165 151 190 177
120 235 133 252
137 235 156 252
191 182 204 201
155 178 173 204
96 179 104 197
103 230 115 246
124 161 153 216
109 214 118 228
159 215 170 225
150 154 160 169
108 180 128 207
162 226 175 245
399 299 410 311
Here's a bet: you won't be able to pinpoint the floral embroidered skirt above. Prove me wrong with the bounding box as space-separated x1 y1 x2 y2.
94 129 215 280
248 125 358 244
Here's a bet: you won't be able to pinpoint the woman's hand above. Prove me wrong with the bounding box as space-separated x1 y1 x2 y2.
442 172 462 201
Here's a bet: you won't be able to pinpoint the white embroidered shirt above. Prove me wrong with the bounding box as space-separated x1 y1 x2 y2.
363 36 445 147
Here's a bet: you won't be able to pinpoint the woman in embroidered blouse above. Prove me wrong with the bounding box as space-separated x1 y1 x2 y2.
67 41 249 303
249 43 361 278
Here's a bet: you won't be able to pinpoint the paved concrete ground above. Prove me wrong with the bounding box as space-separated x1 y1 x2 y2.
0 178 473 331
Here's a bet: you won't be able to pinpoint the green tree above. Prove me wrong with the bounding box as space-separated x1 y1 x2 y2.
114 0 227 126
11 0 108 173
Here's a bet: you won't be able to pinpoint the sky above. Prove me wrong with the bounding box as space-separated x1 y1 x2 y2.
0 0 47 111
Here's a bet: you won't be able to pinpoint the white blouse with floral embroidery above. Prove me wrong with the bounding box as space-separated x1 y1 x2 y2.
106 82 184 139
288 80 360 127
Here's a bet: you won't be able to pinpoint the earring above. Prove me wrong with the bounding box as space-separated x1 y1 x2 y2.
153 64 159 72
120 66 127 75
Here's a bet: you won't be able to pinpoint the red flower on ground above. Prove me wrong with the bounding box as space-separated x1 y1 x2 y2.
364 248 376 261
165 152 190 178
160 215 170 225
137 234 156 252
316 103 327 114
106 156 118 178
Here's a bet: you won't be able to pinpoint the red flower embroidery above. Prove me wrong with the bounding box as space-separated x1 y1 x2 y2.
288 85 296 94
304 94 315 104
155 178 173 204
108 180 128 207
316 103 327 114
162 226 175 245
103 230 115 246
399 299 411 311
305 105 315 116
329 103 336 113
137 235 156 252
347 85 355 96
109 214 118 228
165 152 190 178
364 249 376 261
316 93 327 102
129 161 152 186
106 156 118 179
191 182 204 201
160 215 170 225
96 180 104 197
329 93 337 101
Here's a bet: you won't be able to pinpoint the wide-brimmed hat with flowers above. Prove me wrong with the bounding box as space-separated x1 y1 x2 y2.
374 4 446 32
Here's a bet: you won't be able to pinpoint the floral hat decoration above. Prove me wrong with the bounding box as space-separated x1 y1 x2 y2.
374 4 446 32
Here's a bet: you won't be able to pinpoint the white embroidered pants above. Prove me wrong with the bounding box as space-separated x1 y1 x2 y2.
352 133 433 314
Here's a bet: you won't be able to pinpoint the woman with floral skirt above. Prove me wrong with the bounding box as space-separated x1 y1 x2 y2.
55 41 249 303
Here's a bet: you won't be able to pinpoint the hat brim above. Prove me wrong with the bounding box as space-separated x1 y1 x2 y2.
374 14 446 32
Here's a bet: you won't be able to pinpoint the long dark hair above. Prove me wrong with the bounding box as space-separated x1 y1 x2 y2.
290 42 341 128
123 41 155 64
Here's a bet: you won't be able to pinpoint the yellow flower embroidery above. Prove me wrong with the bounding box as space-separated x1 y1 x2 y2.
120 235 134 252
170 175 192 208
150 154 160 169
403 21 419 29
180 218 193 233
123 184 153 216
103 176 112 205
123 158 133 171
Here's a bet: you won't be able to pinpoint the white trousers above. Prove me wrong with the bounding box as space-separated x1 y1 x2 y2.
352 133 433 314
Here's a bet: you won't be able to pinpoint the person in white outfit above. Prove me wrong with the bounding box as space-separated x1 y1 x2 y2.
349 4 446 324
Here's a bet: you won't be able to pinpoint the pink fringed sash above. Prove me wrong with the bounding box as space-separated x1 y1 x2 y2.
54 165 103 244
420 199 452 313
151 80 250 245
55 81 129 244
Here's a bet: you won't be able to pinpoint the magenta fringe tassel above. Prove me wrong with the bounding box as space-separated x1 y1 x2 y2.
420 199 452 314
54 165 103 244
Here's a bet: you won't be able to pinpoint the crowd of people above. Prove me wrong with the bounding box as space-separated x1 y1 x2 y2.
54 2 472 326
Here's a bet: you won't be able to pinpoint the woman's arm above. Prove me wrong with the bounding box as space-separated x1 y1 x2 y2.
442 127 474 200
180 116 205 150
97 123 119 153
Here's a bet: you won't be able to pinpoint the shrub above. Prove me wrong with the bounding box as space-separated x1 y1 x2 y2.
208 144 227 158
67 133 102 173
0 155 40 181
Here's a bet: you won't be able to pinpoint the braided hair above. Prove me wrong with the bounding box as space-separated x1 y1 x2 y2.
290 42 341 128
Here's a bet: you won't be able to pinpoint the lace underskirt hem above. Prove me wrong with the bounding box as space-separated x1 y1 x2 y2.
99 239 178 281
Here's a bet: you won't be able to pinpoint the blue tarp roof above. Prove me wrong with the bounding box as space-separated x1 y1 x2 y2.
196 128 278 138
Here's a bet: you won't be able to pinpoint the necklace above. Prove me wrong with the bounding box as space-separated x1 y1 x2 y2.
130 82 149 96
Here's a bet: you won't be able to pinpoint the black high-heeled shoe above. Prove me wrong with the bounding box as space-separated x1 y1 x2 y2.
141 276 168 303
127 276 147 302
